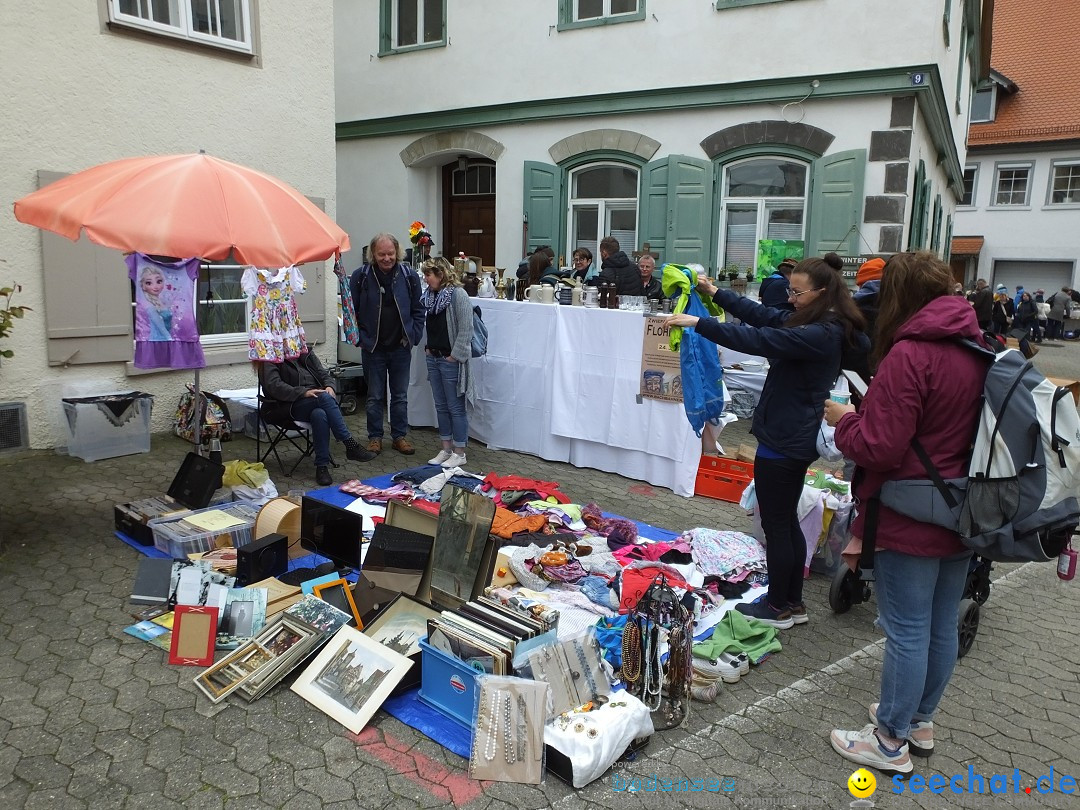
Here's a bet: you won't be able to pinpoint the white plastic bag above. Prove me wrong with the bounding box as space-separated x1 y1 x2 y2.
816 420 844 462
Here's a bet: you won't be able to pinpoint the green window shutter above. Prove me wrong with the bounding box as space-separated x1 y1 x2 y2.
930 193 943 254
378 1 392 55
522 161 563 258
638 158 670 259
908 160 929 250
943 215 953 262
665 155 713 266
807 149 866 256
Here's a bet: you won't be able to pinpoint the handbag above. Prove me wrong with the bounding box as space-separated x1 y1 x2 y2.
174 385 233 444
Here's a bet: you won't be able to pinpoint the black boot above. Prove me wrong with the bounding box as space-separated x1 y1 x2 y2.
344 437 376 462
315 465 333 486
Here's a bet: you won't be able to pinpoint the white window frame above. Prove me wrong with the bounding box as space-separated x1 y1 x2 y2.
1047 159 1080 206
991 162 1033 207
969 86 996 123
574 0 640 21
108 0 253 54
129 261 250 348
959 164 979 207
717 157 809 275
390 0 445 51
566 162 639 264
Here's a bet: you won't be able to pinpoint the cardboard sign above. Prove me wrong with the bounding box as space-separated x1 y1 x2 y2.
639 316 682 403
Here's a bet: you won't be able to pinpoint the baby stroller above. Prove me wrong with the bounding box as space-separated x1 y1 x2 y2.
828 555 991 658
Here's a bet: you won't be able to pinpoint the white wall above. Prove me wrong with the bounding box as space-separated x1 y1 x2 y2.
953 146 1080 286
0 3 339 448
337 94 921 272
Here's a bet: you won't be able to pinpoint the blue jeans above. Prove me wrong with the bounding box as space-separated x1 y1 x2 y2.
426 354 468 447
361 346 412 440
290 392 350 467
754 454 814 608
874 549 972 740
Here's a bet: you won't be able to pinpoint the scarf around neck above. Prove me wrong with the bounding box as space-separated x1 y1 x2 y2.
422 284 454 315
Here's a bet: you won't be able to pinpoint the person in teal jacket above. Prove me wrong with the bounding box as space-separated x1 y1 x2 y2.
669 254 867 629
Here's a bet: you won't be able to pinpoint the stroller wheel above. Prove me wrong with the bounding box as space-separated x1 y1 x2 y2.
957 598 980 659
339 394 359 416
829 567 859 614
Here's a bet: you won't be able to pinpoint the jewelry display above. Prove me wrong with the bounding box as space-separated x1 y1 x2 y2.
621 620 642 684
469 677 548 784
526 632 610 718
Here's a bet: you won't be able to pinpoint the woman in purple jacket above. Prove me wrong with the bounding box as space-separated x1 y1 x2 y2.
824 252 989 776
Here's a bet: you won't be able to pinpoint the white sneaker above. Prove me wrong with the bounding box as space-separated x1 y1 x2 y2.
441 452 467 468
692 656 741 684
428 449 452 465
721 651 751 676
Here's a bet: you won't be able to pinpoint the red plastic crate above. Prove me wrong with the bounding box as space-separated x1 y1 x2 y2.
695 455 754 503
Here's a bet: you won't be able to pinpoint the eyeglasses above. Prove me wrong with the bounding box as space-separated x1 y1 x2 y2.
786 287 823 299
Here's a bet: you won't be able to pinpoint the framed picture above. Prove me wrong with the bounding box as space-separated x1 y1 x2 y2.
193 640 273 703
290 625 412 733
168 605 219 666
236 615 324 702
283 594 353 634
216 587 268 650
362 593 440 658
313 578 362 629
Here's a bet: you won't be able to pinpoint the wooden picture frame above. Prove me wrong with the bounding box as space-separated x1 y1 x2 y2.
313 578 362 629
168 605 218 666
290 624 412 733
196 614 319 703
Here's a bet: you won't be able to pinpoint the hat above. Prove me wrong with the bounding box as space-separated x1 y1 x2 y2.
996 284 1008 293
856 258 885 286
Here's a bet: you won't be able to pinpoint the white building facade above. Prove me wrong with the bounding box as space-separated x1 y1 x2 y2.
335 0 990 277
1 2 340 449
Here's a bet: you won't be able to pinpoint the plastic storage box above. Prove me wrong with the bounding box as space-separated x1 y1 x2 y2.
62 392 153 462
694 455 754 503
417 638 480 729
149 501 260 559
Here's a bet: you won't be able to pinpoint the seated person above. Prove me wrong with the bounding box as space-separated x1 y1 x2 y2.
516 245 555 280
571 247 596 282
596 236 645 296
527 250 567 287
638 254 663 300
257 348 374 486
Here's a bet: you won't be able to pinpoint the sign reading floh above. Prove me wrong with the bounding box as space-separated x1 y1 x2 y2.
640 316 682 403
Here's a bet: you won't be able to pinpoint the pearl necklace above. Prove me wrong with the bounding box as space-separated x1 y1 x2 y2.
483 688 499 761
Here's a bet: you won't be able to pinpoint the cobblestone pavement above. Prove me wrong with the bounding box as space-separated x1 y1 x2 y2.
1 341 1079 809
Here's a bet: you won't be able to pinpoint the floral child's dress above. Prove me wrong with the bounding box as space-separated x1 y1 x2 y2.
243 266 307 362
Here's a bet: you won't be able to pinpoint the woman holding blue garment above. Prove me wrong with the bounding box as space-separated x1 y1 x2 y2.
668 253 867 628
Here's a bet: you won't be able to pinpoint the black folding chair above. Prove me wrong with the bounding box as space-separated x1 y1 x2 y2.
255 378 315 477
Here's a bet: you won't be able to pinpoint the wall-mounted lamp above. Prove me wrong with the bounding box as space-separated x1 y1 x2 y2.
457 155 468 172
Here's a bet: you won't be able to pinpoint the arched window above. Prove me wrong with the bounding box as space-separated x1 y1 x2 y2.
568 163 638 263
719 157 808 274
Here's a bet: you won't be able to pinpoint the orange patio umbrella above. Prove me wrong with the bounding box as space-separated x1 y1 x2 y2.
13 153 350 267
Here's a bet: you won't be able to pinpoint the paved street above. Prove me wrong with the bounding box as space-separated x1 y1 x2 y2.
1 340 1078 809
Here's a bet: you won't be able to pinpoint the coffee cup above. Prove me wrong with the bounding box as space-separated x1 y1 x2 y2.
539 286 555 304
829 390 851 405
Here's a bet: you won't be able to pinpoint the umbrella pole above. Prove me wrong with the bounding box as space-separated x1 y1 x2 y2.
193 369 203 456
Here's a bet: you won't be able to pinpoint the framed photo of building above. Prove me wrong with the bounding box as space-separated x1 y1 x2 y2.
290 625 412 733
362 593 440 657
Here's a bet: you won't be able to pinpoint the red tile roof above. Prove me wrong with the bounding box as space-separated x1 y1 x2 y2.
967 0 1080 146
951 236 985 256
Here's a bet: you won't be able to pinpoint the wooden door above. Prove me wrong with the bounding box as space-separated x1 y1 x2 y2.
442 161 496 265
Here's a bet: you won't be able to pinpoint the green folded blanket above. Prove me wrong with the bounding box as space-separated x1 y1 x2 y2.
692 608 781 664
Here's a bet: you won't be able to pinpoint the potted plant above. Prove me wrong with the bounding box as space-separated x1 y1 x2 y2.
724 263 740 285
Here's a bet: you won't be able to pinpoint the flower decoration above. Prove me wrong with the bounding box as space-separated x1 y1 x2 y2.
408 220 433 247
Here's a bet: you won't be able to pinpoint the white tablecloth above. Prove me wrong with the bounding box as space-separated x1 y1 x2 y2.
407 299 701 496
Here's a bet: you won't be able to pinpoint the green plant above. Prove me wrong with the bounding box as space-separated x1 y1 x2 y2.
723 262 741 282
0 284 30 359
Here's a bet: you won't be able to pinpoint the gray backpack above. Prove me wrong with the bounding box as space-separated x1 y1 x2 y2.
880 339 1080 562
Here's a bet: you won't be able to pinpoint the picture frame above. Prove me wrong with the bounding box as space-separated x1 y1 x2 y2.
168 605 219 666
313 578 362 629
193 639 273 703
236 614 325 701
290 624 412 733
362 592 440 658
283 593 353 634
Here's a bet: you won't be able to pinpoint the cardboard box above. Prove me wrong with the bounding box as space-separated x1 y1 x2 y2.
736 444 757 463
